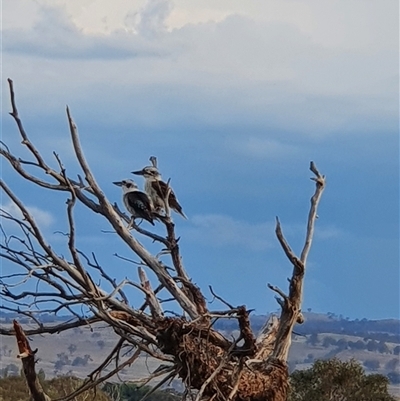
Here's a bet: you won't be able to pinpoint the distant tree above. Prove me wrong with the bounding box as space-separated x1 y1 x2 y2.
71 354 92 367
354 339 365 350
336 338 348 350
347 340 365 350
288 358 395 401
54 360 66 371
367 340 379 352
56 352 71 366
307 333 319 346
67 344 77 355
363 359 380 371
393 345 400 356
378 341 390 354
322 336 337 348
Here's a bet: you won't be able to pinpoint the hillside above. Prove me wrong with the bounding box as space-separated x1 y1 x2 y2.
1 312 399 393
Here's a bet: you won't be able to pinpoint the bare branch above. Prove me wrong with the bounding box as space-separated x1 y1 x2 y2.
137 370 176 401
300 161 326 263
209 285 234 309
275 217 303 271
56 347 142 401
270 162 326 362
1 317 100 336
8 79 49 171
138 266 164 318
267 283 289 303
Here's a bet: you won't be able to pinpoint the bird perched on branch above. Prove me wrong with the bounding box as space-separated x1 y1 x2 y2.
113 179 155 226
132 166 187 219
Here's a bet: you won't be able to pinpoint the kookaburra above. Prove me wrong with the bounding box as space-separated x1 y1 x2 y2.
113 179 155 226
132 166 187 219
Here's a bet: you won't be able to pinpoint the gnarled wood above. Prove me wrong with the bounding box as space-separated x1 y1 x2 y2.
13 320 52 401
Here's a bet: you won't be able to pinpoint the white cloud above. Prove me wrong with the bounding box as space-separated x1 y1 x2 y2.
3 5 174 60
133 0 173 37
183 213 344 254
5 0 396 53
314 226 344 241
228 137 300 159
1 1 397 136
1 201 55 228
184 214 276 251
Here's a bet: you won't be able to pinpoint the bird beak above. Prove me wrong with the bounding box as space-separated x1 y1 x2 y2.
113 181 123 187
131 170 144 176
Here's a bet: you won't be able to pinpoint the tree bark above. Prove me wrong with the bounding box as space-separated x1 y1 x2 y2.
13 320 52 401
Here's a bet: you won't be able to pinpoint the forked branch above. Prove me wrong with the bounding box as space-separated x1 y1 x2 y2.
270 162 325 362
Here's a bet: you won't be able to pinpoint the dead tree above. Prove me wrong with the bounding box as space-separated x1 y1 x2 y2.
0 79 325 401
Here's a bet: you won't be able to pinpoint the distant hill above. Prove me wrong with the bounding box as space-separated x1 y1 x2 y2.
1 311 399 392
2 310 399 339
212 312 400 343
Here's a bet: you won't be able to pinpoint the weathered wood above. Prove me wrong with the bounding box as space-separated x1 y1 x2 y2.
13 320 52 401
271 162 326 362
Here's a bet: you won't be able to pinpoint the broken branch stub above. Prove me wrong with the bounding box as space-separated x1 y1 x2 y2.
14 320 52 401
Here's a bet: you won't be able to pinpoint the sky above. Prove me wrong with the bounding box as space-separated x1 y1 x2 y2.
1 0 399 320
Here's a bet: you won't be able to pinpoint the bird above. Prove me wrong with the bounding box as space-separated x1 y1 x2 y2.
131 166 187 219
113 179 155 226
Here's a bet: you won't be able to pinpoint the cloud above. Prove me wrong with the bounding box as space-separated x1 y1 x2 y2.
228 137 300 160
132 0 174 37
274 223 345 246
3 4 176 60
1 1 397 139
184 214 276 251
314 226 344 241
1 201 55 228
2 5 396 138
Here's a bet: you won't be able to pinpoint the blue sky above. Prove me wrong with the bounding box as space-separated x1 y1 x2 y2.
1 0 399 320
